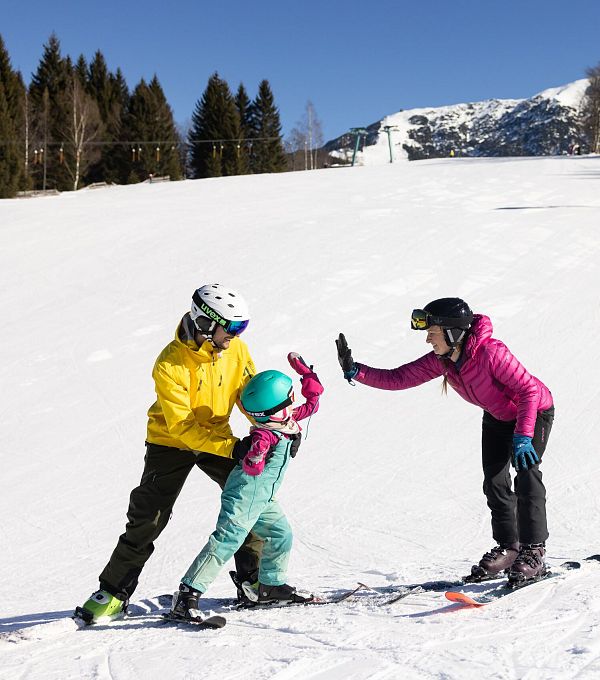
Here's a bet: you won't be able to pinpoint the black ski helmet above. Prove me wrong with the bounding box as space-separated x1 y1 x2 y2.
413 297 473 348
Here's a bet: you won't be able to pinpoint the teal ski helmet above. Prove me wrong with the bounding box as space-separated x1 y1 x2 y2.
241 370 294 423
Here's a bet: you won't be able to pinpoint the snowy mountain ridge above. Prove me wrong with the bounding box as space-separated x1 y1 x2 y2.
327 79 589 164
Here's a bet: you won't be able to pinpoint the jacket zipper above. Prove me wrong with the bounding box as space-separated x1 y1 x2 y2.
270 437 290 500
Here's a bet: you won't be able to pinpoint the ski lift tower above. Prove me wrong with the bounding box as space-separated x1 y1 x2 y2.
382 125 399 163
349 128 368 166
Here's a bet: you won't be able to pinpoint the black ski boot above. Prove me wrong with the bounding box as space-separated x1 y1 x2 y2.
169 583 204 622
257 583 314 604
230 570 259 605
469 543 520 581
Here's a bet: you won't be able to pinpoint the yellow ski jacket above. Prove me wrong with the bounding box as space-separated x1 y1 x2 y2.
146 314 256 458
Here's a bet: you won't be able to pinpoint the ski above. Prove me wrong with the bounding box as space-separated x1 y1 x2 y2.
161 612 226 629
236 583 366 610
446 570 559 607
377 585 426 605
367 575 505 606
444 558 594 608
378 555 600 607
378 578 506 606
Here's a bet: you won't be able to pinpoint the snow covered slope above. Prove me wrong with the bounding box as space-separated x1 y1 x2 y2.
1 156 600 679
328 80 589 164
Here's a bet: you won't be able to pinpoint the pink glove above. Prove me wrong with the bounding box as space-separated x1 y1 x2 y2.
288 352 324 398
242 436 271 476
288 352 313 376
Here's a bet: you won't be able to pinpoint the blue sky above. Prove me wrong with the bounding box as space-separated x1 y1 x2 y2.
2 0 599 141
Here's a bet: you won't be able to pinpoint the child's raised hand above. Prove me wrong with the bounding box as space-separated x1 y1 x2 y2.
288 352 323 398
287 352 313 376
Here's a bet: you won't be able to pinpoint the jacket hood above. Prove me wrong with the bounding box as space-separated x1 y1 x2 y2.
463 314 493 358
176 312 222 361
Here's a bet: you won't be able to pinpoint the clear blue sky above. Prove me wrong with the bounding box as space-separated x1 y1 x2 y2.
2 0 599 141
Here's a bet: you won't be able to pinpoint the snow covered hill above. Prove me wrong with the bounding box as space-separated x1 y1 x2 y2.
1 156 600 679
327 80 589 164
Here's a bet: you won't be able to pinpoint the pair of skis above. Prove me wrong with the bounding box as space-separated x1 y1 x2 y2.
72 554 600 632
445 557 598 608
360 554 600 609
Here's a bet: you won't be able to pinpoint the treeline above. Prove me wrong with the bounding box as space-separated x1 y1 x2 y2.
0 33 289 198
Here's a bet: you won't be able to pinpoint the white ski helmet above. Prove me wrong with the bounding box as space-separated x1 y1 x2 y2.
190 284 250 338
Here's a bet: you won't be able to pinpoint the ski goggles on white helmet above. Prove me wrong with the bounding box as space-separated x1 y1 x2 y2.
192 293 250 336
221 318 250 335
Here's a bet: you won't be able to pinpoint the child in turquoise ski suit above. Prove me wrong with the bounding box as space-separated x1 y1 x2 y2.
170 352 323 620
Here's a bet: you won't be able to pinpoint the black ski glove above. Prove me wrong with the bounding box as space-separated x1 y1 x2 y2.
232 435 252 462
289 432 302 458
336 332 358 382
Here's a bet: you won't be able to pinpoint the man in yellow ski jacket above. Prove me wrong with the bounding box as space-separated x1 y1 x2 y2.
76 284 259 624
146 315 255 457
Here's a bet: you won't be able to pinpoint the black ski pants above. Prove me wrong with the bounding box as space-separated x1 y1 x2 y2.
99 443 263 600
481 407 554 546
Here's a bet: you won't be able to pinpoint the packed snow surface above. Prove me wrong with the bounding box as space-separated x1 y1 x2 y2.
1 155 600 679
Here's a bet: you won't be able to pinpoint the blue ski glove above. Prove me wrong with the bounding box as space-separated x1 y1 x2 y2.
336 333 358 382
512 435 539 471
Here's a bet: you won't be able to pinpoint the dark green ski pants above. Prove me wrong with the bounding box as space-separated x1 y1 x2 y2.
99 443 263 599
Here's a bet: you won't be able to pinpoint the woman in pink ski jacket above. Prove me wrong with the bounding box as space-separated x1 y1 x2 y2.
336 298 554 585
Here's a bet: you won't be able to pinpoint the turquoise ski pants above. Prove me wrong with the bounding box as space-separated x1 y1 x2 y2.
182 437 292 592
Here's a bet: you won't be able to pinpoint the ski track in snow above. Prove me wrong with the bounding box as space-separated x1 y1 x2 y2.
1 156 600 679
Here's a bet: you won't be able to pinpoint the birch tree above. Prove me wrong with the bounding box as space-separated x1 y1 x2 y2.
62 74 103 190
287 100 324 170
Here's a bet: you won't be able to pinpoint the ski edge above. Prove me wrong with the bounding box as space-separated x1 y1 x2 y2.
161 613 226 629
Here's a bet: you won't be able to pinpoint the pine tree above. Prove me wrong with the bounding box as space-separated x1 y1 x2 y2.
188 72 242 178
103 67 129 183
118 76 182 183
74 54 88 86
85 52 129 184
0 81 20 197
248 79 286 174
87 51 111 118
234 83 252 174
147 75 182 180
29 33 72 190
0 34 26 194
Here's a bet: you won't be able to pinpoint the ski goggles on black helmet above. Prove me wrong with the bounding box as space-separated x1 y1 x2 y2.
411 309 471 331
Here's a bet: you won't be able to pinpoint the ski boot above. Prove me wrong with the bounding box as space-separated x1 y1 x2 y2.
467 543 520 582
256 583 314 605
74 589 127 625
507 543 547 586
168 583 205 623
230 570 259 606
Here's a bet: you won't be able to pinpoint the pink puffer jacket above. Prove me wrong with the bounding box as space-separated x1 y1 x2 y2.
354 315 553 437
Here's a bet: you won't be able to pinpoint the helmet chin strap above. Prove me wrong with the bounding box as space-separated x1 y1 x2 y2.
444 328 467 348
193 316 219 346
434 329 467 361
